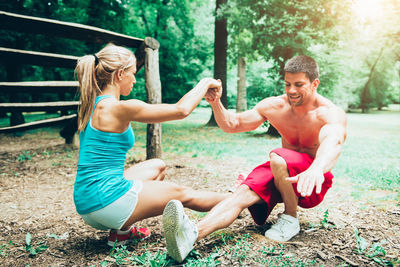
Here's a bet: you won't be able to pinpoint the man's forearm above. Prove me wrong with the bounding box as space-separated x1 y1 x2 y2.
210 100 239 133
311 136 343 173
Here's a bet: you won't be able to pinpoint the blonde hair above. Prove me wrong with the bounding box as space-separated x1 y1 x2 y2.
75 43 136 132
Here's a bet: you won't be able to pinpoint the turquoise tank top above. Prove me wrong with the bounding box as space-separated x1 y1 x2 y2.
74 95 134 214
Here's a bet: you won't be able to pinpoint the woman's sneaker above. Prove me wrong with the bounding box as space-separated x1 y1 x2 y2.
264 214 300 242
107 226 151 247
162 200 198 263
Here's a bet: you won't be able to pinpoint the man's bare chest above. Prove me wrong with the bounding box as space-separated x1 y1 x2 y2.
269 113 323 149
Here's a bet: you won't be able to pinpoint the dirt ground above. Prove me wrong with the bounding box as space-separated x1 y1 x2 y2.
0 131 399 266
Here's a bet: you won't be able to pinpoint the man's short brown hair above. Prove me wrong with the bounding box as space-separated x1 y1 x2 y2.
284 55 319 82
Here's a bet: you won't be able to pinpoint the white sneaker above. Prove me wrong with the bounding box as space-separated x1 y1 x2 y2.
264 214 300 242
162 200 198 263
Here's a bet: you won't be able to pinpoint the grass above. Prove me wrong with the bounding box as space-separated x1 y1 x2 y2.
131 106 400 200
0 112 61 128
2 105 399 266
132 108 281 166
335 110 400 201
126 106 400 265
103 233 316 267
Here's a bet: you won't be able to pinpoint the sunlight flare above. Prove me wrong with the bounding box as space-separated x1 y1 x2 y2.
352 0 384 22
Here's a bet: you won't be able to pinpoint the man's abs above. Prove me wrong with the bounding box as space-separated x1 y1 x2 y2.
280 138 318 157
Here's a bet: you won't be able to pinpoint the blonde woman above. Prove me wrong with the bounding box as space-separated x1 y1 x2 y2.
74 43 227 246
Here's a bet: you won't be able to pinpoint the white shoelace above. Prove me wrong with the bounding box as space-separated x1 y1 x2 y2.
271 216 293 232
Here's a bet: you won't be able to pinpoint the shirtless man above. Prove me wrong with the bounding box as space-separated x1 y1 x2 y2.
162 55 347 263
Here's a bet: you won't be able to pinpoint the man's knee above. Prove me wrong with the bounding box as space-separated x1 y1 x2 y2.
232 184 262 209
270 152 289 181
270 152 287 168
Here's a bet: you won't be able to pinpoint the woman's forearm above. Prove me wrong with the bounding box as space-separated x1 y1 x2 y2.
175 78 215 116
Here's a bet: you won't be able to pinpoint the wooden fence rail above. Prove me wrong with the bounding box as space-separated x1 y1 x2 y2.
0 11 162 158
0 81 78 93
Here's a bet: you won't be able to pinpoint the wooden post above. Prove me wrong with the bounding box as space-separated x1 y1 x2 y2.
7 62 25 127
236 56 247 112
143 37 162 159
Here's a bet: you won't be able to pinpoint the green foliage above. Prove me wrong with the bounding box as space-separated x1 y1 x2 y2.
107 244 222 266
2 0 398 111
256 244 317 266
124 0 214 103
231 233 252 262
1 0 214 105
1 1 84 103
354 228 370 254
109 245 131 265
320 209 334 229
17 150 35 162
0 241 13 257
184 250 221 267
246 59 284 106
133 251 170 266
25 232 48 256
222 0 400 111
354 228 397 266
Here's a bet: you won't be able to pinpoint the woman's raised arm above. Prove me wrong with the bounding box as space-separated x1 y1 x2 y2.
116 78 221 124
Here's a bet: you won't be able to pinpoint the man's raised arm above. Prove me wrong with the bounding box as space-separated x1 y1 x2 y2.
205 87 267 133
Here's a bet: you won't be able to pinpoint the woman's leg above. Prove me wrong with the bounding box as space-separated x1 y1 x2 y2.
121 180 229 230
124 158 166 181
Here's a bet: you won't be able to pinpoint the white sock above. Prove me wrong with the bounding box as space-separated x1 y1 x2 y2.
117 225 134 234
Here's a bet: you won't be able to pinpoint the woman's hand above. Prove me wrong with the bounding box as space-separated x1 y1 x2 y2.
205 79 222 104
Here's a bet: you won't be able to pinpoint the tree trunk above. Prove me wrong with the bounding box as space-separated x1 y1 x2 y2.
144 43 162 159
360 47 384 113
236 56 247 112
207 0 228 126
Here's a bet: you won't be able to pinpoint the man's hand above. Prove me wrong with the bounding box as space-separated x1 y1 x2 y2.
286 168 325 197
205 79 222 104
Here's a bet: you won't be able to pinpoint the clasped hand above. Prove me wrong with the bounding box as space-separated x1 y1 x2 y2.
205 79 222 103
286 168 325 197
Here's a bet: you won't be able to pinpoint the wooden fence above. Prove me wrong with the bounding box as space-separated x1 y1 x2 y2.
0 11 162 159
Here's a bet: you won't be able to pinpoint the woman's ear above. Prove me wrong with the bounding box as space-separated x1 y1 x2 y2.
115 69 123 81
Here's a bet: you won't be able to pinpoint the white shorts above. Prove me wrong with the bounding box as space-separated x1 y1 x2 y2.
80 180 143 230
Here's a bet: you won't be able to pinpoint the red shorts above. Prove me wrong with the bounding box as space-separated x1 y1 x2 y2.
242 148 333 225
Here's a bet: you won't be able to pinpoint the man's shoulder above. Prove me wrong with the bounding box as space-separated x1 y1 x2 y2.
257 95 287 109
315 95 346 123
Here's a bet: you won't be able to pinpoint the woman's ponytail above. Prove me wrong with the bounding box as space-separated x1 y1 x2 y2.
75 44 136 132
75 55 101 132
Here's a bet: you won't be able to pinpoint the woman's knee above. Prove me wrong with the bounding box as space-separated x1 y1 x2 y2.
155 159 166 180
170 184 194 205
151 158 166 173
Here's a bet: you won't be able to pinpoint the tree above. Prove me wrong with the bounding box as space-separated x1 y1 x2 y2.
351 0 400 111
124 0 213 104
221 0 346 135
207 0 228 126
236 56 247 112
222 0 400 112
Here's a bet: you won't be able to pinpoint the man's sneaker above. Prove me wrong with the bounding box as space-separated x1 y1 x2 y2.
162 200 198 263
228 173 246 192
107 226 151 247
264 214 300 242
